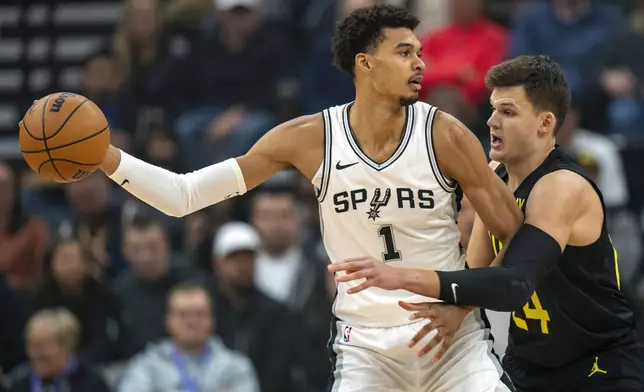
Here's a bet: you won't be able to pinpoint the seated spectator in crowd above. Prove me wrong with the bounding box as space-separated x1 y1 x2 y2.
299 0 375 114
111 0 176 140
114 215 204 351
7 308 110 392
80 48 129 152
249 186 331 380
63 174 126 278
163 0 293 169
509 0 623 105
32 236 126 364
420 0 508 126
598 2 644 136
0 274 28 374
0 162 50 294
556 106 642 287
118 283 258 392
211 222 316 392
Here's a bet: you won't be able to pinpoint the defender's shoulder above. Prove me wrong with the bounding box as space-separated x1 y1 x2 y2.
489 161 501 170
529 170 594 211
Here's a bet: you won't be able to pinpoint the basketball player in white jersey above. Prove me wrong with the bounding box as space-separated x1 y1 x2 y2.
95 5 521 391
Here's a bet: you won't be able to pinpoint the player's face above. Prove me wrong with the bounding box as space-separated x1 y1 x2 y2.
364 28 425 106
487 86 551 163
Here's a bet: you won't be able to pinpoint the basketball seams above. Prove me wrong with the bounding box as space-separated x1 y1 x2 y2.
21 124 109 154
37 158 104 174
40 96 67 181
47 97 89 140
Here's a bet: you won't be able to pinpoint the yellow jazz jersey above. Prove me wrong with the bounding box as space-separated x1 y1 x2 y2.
489 148 636 368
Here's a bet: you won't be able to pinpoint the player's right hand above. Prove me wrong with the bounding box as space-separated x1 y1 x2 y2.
399 301 473 362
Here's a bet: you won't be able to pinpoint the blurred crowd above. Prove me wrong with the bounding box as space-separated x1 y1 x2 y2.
1 0 644 391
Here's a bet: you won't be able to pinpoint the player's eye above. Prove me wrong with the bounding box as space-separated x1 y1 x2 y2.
400 51 409 57
416 52 423 58
504 110 514 116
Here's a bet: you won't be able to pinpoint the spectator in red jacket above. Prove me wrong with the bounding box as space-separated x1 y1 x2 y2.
419 0 508 125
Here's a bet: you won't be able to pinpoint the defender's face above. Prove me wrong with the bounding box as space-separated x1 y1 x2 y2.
369 28 425 105
487 86 543 163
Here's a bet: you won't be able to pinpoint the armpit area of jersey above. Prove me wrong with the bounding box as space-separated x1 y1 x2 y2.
437 224 561 312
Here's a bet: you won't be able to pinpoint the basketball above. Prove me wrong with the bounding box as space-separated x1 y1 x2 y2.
19 92 110 183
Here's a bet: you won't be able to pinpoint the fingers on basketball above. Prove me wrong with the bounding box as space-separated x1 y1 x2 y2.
19 92 110 183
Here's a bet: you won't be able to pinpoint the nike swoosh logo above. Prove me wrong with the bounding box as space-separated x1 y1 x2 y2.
451 283 459 303
336 161 358 170
120 179 129 186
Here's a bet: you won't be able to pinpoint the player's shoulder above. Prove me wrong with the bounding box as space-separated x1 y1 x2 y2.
270 112 325 144
529 169 595 211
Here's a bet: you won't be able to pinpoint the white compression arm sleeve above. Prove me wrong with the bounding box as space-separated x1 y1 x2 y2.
107 150 247 217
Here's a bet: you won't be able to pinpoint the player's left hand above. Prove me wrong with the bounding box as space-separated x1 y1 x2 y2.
328 257 403 293
399 301 473 362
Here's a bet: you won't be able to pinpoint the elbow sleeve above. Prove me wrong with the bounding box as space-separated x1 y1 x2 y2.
437 224 561 311
108 151 247 217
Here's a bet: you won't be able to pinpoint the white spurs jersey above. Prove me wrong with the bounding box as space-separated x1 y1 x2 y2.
312 102 466 328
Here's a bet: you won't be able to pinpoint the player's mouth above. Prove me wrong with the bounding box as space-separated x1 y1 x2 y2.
408 75 423 91
491 134 503 149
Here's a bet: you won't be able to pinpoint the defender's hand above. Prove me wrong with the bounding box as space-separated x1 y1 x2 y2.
399 301 473 362
328 257 403 294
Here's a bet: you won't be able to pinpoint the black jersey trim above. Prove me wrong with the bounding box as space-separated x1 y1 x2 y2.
425 106 457 193
317 109 333 202
341 102 414 171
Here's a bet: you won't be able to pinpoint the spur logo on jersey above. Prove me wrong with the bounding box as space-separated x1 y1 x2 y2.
333 187 435 220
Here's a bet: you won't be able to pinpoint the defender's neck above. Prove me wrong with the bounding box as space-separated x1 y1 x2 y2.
505 146 555 192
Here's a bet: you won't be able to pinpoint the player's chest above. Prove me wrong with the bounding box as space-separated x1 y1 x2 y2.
323 170 451 227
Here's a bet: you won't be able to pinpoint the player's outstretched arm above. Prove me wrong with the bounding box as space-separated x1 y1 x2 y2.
99 115 322 217
433 171 588 311
432 111 522 245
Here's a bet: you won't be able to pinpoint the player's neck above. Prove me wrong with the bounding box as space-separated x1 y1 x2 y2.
350 94 407 147
505 145 555 191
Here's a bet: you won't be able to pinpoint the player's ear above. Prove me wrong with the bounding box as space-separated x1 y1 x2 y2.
539 111 556 136
355 53 372 73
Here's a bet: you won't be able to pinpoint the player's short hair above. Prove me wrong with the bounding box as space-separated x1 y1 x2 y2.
485 55 571 135
332 4 420 77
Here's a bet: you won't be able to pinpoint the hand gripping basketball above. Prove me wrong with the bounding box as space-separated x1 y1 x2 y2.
19 92 111 183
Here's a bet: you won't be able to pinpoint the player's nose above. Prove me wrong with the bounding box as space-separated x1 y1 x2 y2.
487 111 500 129
415 57 426 72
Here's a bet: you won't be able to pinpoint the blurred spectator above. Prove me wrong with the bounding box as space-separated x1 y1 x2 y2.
250 188 331 362
80 48 129 152
8 309 110 392
509 0 624 104
165 0 292 169
556 106 642 285
420 0 508 126
0 162 50 293
64 174 125 278
32 237 126 365
118 283 258 392
112 0 173 139
114 215 204 350
0 274 28 374
210 222 316 392
299 0 374 114
598 1 644 136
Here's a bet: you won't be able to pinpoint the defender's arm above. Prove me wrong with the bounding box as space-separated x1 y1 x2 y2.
100 115 322 217
431 171 586 311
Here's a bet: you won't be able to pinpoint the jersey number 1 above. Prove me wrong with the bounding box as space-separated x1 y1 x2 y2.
378 225 401 262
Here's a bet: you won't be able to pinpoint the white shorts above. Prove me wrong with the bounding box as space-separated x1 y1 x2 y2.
328 310 514 392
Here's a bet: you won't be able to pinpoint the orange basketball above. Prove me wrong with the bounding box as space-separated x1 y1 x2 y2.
19 92 110 183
